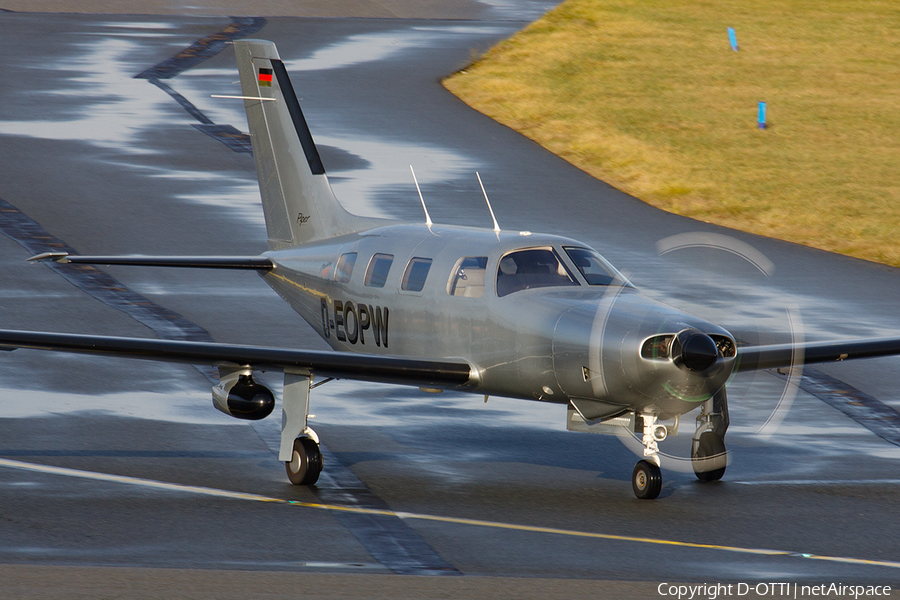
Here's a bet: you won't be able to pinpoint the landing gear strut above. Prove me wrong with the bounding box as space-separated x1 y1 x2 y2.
632 412 667 499
692 388 729 481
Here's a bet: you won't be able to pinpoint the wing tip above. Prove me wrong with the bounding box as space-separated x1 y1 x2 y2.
27 252 69 263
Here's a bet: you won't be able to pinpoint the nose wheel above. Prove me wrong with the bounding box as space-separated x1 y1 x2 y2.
632 460 662 499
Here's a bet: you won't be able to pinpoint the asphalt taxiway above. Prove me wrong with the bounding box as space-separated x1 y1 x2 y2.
1 5 899 598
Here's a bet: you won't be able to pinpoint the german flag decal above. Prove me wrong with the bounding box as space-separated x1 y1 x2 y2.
258 67 273 87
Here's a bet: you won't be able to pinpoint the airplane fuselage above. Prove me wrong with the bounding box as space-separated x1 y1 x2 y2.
262 223 736 421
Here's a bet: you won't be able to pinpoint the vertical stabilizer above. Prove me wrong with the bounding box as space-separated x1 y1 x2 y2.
234 39 369 249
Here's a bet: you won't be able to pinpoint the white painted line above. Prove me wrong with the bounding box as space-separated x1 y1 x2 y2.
211 95 276 102
0 458 282 503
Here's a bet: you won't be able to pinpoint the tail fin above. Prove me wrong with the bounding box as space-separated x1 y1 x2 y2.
234 39 371 249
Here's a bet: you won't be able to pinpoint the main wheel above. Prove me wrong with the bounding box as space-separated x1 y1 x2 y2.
632 460 662 499
693 431 726 482
286 437 323 485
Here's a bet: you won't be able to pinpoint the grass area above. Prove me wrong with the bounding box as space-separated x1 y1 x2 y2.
444 0 900 265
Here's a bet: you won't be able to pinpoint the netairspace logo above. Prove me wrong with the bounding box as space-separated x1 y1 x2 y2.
657 583 893 599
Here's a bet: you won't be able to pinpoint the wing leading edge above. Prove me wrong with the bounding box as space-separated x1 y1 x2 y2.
0 329 473 389
736 336 900 372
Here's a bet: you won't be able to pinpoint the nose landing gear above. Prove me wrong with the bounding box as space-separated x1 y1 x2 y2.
631 389 729 499
632 412 666 499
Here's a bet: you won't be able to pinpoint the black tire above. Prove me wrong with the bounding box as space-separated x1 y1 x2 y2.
285 437 323 485
693 431 726 482
632 460 662 500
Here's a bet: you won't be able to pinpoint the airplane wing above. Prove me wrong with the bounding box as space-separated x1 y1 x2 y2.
735 336 900 372
0 329 473 389
27 253 274 270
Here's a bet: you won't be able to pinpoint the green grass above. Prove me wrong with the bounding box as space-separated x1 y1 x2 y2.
444 0 900 265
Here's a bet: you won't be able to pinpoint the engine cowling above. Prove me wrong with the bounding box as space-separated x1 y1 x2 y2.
212 373 275 421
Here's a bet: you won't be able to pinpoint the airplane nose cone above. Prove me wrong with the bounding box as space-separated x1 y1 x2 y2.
677 330 719 372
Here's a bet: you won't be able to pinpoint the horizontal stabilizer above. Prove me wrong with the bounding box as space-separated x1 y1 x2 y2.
0 329 474 389
28 253 274 270
736 336 900 372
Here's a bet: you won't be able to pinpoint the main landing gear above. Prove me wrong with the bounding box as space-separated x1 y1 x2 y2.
632 389 730 499
279 371 323 486
691 389 729 482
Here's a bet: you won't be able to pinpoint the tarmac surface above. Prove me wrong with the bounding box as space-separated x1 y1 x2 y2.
1 4 900 598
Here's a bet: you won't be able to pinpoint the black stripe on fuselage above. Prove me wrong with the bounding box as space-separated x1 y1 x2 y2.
271 59 326 175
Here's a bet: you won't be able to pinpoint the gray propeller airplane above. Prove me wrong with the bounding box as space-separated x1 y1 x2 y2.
4 39 900 499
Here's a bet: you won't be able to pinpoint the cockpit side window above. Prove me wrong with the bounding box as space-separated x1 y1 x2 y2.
563 246 628 286
448 256 488 298
496 248 577 298
334 252 357 284
401 257 432 292
365 253 394 288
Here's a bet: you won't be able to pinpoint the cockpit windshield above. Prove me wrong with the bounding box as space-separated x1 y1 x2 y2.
496 248 577 297
563 246 629 286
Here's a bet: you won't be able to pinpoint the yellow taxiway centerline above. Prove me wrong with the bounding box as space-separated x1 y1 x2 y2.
2 457 899 570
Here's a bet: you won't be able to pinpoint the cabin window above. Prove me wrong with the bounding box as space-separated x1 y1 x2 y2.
364 253 394 288
401 257 432 292
563 246 627 286
496 248 577 298
334 252 357 283
448 256 488 298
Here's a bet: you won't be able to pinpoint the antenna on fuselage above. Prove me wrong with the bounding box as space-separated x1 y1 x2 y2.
409 165 433 227
476 172 501 233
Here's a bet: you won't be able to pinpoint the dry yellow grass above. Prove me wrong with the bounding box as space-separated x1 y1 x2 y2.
444 0 900 265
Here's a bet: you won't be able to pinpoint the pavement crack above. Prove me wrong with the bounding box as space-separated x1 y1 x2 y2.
135 16 263 154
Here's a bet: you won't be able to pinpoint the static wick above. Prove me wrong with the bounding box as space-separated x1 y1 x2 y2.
758 101 767 129
409 166 433 227
476 172 501 233
727 27 738 51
